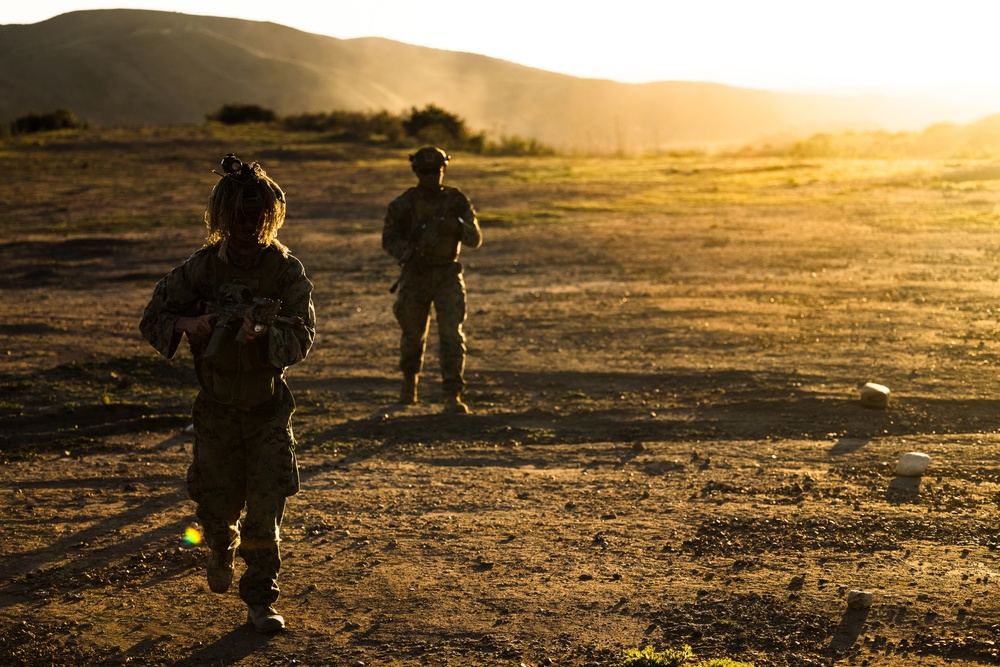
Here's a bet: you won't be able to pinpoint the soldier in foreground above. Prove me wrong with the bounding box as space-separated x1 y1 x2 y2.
140 155 315 633
382 147 483 413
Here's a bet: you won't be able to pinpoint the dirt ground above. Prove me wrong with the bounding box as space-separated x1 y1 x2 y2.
5 128 1000 666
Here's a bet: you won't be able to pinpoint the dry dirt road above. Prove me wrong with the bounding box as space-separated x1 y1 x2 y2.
4 129 1000 666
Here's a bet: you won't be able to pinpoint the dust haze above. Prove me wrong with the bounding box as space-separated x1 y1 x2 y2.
1 9 995 153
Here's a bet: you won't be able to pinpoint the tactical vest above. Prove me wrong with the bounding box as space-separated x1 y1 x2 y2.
196 247 285 408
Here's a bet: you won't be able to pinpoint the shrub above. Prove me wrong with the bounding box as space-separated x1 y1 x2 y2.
207 104 278 125
11 109 85 135
484 134 555 156
282 109 405 142
621 645 693 667
281 103 555 155
364 110 407 142
403 104 468 145
620 646 754 667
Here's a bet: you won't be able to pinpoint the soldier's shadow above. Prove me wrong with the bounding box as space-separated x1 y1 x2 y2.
366 402 440 420
169 624 277 666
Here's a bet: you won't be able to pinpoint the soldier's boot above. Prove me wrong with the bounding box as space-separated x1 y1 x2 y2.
247 604 285 633
399 373 418 405
206 535 240 594
443 391 470 415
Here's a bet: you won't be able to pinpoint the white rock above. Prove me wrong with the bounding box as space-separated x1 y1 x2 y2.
860 382 890 409
896 452 931 477
847 590 873 609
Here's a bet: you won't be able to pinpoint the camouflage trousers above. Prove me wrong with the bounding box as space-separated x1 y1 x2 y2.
393 262 468 393
187 382 299 606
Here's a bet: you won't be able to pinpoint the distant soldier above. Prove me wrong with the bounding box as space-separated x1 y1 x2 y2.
382 146 483 413
140 154 315 633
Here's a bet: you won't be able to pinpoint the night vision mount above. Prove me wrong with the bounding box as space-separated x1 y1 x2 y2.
216 153 259 183
220 153 245 176
215 153 285 203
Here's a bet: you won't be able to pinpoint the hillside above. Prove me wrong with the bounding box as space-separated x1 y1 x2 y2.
0 9 992 152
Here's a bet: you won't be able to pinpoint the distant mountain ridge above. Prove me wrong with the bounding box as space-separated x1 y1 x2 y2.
0 9 991 152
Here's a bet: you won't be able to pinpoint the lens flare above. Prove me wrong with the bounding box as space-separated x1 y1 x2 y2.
184 523 203 546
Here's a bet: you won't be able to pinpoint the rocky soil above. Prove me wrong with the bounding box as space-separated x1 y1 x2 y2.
3 129 1000 666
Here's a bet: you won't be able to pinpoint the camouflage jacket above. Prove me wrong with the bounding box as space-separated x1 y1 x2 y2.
382 185 482 268
139 244 316 382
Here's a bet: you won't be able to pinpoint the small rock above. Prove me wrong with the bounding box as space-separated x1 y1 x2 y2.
847 590 874 609
896 452 931 477
860 382 890 409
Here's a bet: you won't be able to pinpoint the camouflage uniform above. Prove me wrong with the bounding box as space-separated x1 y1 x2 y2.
383 178 482 400
140 244 315 608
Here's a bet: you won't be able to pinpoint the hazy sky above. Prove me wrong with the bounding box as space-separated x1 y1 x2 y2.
7 1 1000 100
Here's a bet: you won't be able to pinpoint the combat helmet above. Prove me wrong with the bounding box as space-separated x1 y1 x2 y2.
409 146 451 171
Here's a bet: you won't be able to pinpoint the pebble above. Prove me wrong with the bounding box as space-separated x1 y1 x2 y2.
860 382 890 409
896 452 931 477
847 590 874 609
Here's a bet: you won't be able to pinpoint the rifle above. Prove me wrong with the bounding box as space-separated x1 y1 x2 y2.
203 283 304 358
389 215 463 294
